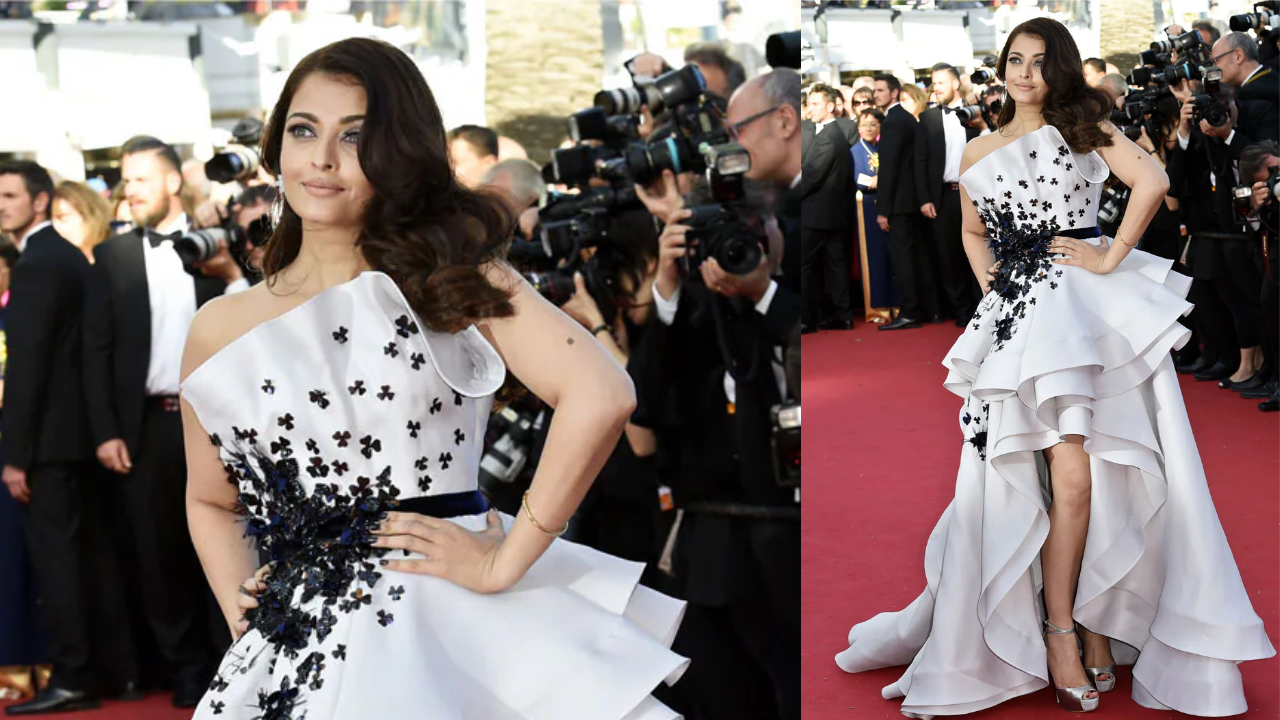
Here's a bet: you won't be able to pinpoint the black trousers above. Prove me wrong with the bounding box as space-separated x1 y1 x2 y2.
1187 279 1240 368
1262 246 1278 378
928 187 981 321
801 226 852 325
886 212 937 320
1216 241 1263 350
23 460 136 690
671 517 798 720
115 403 216 688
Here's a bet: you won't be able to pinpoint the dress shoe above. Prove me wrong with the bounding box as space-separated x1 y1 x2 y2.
1241 380 1276 400
172 681 206 709
878 317 921 331
4 687 99 715
800 324 816 335
1176 356 1213 375
1259 389 1279 411
1223 370 1268 392
1193 361 1233 381
819 318 853 331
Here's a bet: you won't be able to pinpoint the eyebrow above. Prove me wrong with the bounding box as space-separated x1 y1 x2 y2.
286 112 366 124
1009 52 1046 58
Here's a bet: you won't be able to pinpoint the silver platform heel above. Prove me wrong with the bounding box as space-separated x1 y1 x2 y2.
1044 620 1099 713
1075 621 1117 693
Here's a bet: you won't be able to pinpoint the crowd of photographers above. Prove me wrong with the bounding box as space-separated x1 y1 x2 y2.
800 4 1280 412
0 32 801 720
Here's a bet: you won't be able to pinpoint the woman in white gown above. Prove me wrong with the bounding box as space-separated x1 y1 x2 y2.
835 17 1273 717
179 38 687 719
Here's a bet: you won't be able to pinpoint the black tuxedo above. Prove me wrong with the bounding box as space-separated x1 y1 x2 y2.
1221 68 1279 166
82 229 227 691
800 121 853 325
801 120 815 163
914 106 983 321
877 104 936 319
3 225 136 690
84 230 224 454
3 226 93 468
632 283 798 720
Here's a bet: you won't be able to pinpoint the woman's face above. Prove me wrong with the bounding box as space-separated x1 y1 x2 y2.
52 198 88 247
1004 33 1049 107
858 118 880 143
278 72 376 231
900 94 918 116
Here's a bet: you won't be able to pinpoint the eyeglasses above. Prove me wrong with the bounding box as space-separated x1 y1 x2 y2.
1211 48 1239 63
728 105 782 141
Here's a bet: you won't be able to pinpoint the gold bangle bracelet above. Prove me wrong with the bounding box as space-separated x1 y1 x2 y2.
521 492 569 537
1115 232 1137 247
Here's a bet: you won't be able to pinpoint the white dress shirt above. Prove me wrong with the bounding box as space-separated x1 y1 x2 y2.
16 220 51 253
941 100 968 183
651 280 788 404
142 213 249 396
814 118 835 134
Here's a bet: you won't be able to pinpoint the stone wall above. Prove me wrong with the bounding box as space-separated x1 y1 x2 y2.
1099 0 1153 75
484 0 604 164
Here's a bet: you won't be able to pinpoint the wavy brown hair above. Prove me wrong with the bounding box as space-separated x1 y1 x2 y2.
53 181 112 255
995 17 1115 154
259 37 516 333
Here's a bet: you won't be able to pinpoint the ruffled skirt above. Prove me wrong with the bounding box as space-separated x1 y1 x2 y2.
835 248 1275 717
193 512 688 720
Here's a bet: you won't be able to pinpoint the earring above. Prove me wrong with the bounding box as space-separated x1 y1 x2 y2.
270 175 284 230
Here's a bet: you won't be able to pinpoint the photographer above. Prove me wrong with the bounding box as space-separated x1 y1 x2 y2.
1203 33 1279 161
82 135 246 707
627 68 800 720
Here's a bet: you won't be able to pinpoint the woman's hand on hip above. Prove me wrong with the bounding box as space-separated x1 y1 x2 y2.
371 510 516 594
1050 236 1117 274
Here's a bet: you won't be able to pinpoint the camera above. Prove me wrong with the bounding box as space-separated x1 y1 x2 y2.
595 63 707 118
205 116 264 184
1230 2 1279 33
1232 183 1257 223
1269 166 1280 203
954 105 986 124
1151 29 1203 55
771 402 800 490
1097 184 1130 227
1191 93 1232 127
970 67 997 85
682 203 763 276
478 404 540 490
174 227 236 267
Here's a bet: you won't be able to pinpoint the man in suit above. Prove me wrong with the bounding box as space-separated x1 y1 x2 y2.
915 64 985 327
628 68 801 720
800 84 853 331
0 161 138 714
874 73 936 330
83 136 248 708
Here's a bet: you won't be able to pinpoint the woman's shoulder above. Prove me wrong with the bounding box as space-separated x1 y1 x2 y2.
182 283 275 378
960 130 1005 175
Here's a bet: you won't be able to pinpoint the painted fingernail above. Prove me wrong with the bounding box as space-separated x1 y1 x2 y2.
379 559 389 566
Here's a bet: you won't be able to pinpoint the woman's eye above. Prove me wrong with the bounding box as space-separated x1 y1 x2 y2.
342 130 361 144
286 124 313 138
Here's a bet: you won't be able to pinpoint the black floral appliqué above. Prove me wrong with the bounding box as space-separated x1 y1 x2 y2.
973 197 1065 351
384 342 399 358
377 385 395 402
262 380 275 395
407 420 421 438
410 353 426 371
395 315 420 338
429 398 443 415
348 380 366 396
309 390 330 409
332 327 348 344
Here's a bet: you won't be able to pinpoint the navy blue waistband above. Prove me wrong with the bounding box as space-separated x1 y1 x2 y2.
1059 226 1102 239
392 490 488 518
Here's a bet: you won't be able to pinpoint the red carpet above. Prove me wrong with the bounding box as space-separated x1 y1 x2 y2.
0 694 190 719
802 321 1280 718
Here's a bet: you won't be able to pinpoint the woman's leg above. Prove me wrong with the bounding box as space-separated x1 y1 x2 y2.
1041 437 1097 696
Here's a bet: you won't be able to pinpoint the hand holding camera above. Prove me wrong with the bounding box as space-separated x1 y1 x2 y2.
656 209 690 301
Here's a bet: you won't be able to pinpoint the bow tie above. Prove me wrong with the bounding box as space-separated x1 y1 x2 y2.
145 229 183 248
943 106 957 114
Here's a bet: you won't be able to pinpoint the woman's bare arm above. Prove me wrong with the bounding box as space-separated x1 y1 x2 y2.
477 262 638 585
181 296 261 636
958 139 996 291
1092 121 1171 267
